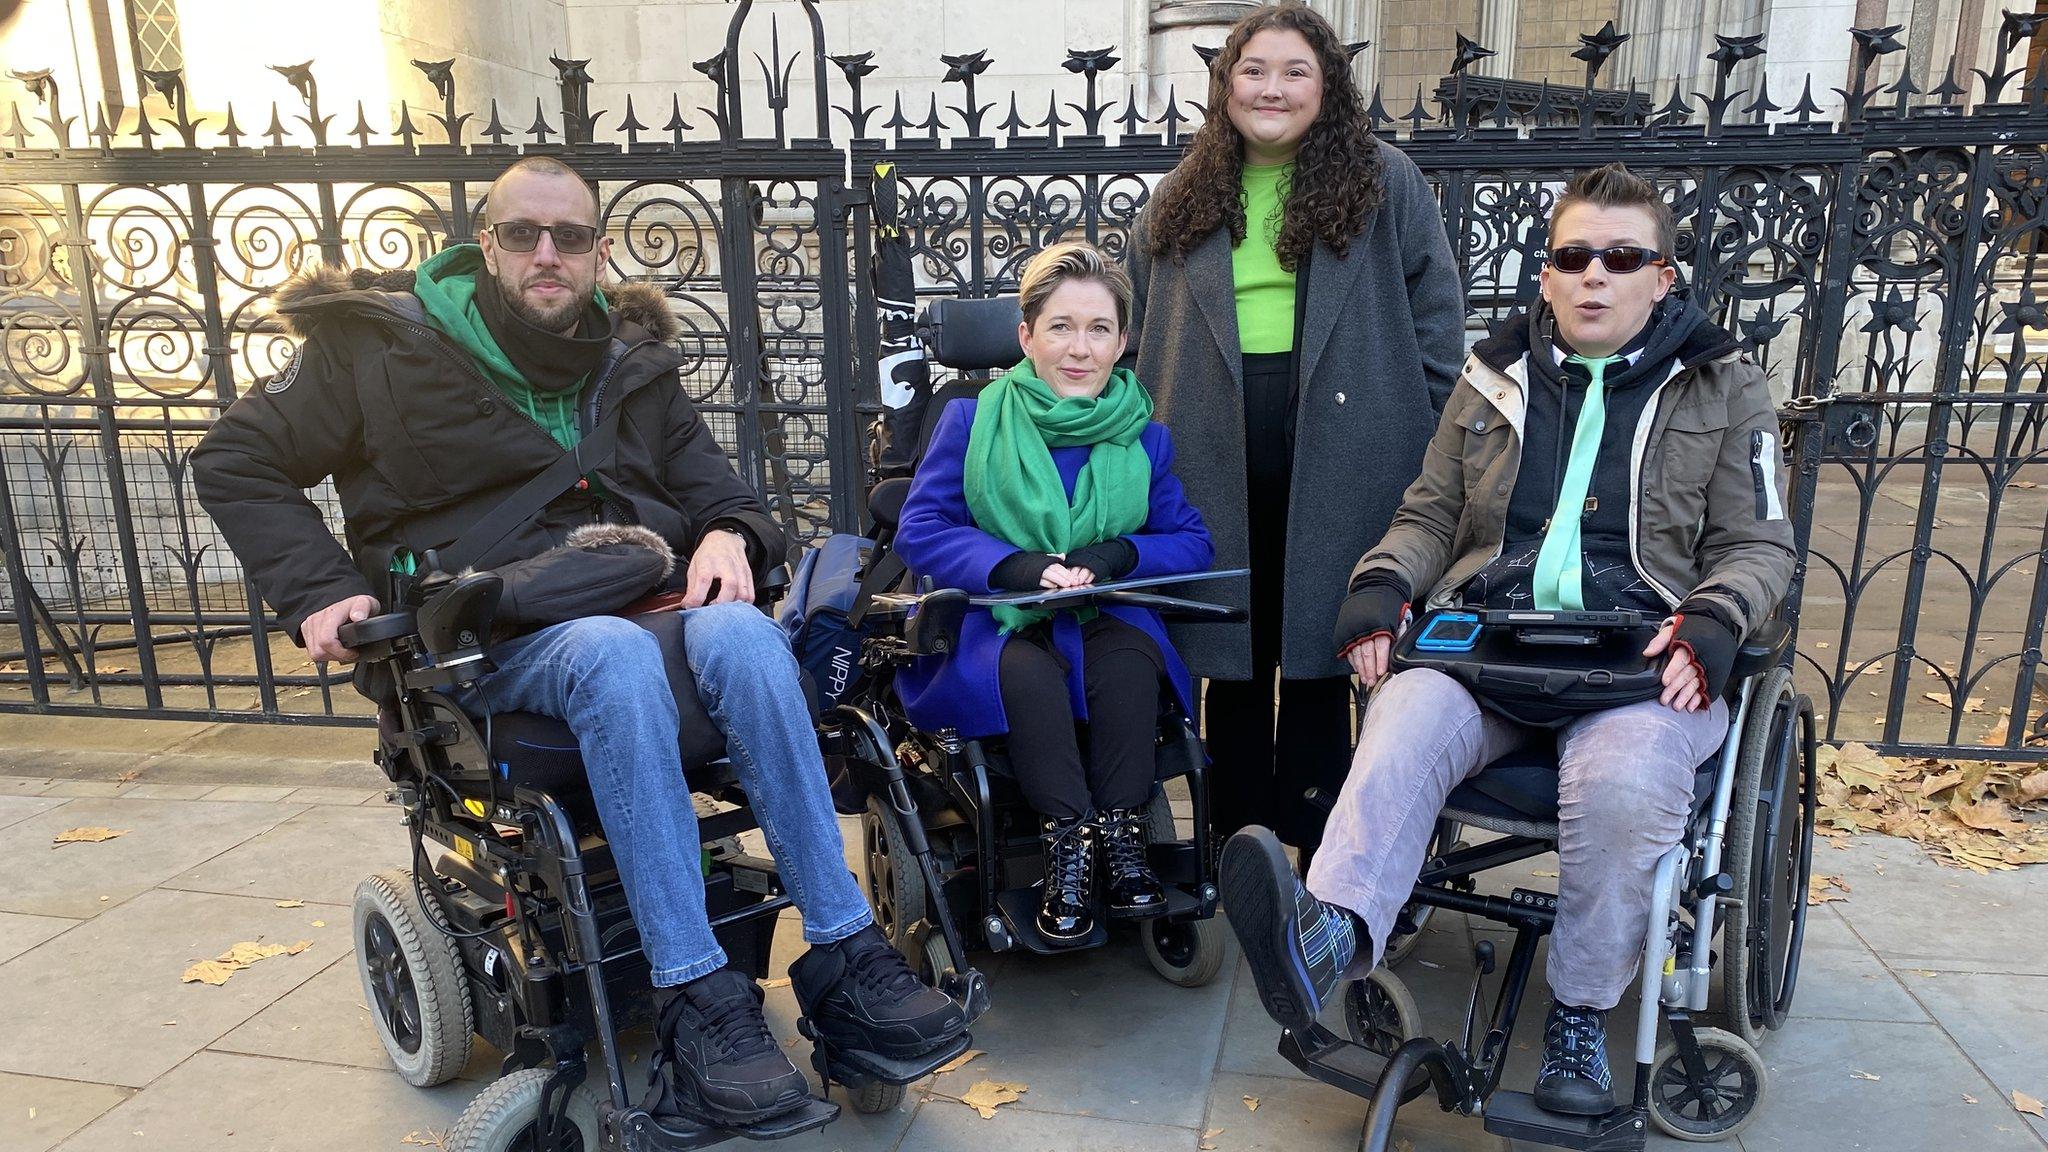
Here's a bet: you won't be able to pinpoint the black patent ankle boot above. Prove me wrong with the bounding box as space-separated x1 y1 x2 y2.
1037 814 1096 944
1094 807 1166 917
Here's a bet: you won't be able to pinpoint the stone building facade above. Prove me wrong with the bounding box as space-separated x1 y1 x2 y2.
0 0 2019 143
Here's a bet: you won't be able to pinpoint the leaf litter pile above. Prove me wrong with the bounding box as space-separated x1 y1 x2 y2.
1816 742 2048 876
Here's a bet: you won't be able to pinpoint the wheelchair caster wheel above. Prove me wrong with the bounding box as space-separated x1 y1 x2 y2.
447 1067 600 1152
849 1080 907 1115
1649 1026 1767 1142
1344 968 1421 1057
1142 915 1227 988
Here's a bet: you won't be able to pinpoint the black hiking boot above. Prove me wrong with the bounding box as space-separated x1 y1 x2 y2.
1094 807 1166 917
1037 814 1096 944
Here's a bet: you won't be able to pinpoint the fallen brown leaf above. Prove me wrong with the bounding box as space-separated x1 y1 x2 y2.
959 1079 1026 1119
1851 1070 1882 1082
1242 1095 1260 1112
1202 1129 1224 1140
115 770 141 784
2016 1090 2046 1118
1808 874 1851 905
933 1049 984 1076
52 827 126 847
401 1130 449 1150
275 900 305 909
1963 1093 1979 1104
760 977 791 989
179 960 241 986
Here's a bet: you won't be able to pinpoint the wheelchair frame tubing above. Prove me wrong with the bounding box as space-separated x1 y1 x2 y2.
962 741 1000 932
525 788 637 1116
1176 722 1217 888
829 704 976 974
1634 843 1690 1107
1686 676 1758 1010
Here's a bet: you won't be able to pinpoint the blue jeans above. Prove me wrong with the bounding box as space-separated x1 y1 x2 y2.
467 603 873 986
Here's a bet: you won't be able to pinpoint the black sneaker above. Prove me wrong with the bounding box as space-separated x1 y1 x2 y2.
1219 826 1361 1033
656 967 811 1126
790 923 968 1061
1534 1000 1616 1117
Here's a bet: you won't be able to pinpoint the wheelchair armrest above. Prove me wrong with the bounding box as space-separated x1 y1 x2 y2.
756 563 792 607
336 609 418 662
904 587 969 656
1731 618 1792 682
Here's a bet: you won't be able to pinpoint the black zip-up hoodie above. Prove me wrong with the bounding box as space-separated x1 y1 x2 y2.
1461 294 1740 614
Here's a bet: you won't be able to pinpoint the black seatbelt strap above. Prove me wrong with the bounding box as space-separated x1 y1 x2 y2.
434 404 625 575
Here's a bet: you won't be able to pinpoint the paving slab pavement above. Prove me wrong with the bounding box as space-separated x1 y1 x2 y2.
0 761 2040 1152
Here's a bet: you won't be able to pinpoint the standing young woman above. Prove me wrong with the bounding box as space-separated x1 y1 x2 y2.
1125 2 1467 865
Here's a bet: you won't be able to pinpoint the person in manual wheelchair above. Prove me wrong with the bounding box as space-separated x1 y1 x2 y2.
1222 164 1798 1121
890 241 1214 945
191 156 969 1142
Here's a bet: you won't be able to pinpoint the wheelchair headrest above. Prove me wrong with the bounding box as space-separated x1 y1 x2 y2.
917 296 1024 372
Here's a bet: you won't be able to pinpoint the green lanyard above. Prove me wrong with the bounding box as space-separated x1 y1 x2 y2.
1531 354 1622 611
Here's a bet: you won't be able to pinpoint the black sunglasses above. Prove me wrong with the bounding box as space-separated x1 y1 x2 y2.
1547 245 1666 274
487 221 600 254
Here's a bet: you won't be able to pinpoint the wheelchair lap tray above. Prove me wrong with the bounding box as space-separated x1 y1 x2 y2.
1390 608 1666 728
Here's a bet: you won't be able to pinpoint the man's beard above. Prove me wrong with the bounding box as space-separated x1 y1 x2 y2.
497 271 585 333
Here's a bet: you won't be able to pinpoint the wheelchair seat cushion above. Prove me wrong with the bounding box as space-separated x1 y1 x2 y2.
1442 743 1717 838
482 710 743 798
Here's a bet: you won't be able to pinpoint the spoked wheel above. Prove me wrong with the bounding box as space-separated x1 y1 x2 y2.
861 795 928 955
1343 968 1422 1057
1649 1027 1768 1142
1142 914 1227 987
1722 667 1814 1043
353 870 473 1087
447 1067 601 1152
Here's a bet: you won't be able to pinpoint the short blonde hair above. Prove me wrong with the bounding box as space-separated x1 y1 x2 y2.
1017 241 1133 332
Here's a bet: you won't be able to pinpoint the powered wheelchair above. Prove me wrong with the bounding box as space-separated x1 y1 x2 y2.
820 295 1240 989
337 558 981 1152
1272 607 1816 1150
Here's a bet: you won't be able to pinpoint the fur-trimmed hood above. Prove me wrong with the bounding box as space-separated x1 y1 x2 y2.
269 263 679 344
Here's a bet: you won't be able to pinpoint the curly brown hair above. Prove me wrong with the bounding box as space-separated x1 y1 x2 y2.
1144 2 1383 271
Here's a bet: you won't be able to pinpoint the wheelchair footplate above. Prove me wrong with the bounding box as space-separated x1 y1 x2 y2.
614 1087 840 1149
797 1021 975 1088
991 887 1108 952
1480 1093 1648 1152
631 1045 841 1149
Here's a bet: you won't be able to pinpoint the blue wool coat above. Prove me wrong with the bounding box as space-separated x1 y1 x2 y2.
892 398 1214 740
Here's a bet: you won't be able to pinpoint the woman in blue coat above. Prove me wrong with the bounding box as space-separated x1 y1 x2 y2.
893 241 1214 946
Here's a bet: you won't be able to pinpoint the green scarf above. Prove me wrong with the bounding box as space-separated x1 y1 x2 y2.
412 244 609 449
963 359 1154 632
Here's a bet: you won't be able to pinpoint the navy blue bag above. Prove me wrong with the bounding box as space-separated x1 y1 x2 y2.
778 533 877 712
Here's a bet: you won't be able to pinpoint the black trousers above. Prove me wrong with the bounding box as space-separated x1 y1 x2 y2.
997 614 1165 823
1204 350 1355 850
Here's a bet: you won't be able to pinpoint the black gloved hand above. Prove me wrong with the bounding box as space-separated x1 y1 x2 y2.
1333 571 1411 656
990 550 1060 592
1062 538 1139 583
1670 599 1742 700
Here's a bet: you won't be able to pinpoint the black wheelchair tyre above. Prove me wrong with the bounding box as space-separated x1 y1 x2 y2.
1649 1027 1768 1142
850 1080 908 1116
1140 790 1227 988
447 1067 601 1152
861 794 928 955
353 869 474 1087
1720 666 1813 1044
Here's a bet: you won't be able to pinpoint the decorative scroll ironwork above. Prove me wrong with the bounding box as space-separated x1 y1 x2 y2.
2 1 2048 762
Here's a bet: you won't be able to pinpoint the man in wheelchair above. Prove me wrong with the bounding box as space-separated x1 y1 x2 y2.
192 156 967 1129
1221 164 1796 1119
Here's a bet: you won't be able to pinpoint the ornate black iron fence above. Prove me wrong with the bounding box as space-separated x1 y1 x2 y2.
3 1 2048 762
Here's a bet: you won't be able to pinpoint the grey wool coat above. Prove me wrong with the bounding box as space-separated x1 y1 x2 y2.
1126 139 1467 680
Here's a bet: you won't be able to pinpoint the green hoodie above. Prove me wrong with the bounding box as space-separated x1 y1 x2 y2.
412 244 608 449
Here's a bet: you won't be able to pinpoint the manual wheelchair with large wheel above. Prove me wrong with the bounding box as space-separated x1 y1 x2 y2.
338 562 980 1152
1282 616 1817 1150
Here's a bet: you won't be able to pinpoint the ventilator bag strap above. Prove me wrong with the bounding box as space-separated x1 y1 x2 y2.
436 405 624 576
